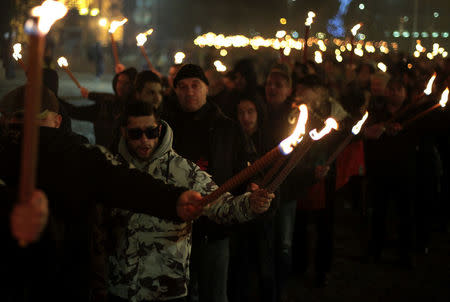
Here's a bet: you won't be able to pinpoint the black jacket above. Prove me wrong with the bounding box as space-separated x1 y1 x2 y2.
0 126 186 302
165 101 248 240
61 92 123 147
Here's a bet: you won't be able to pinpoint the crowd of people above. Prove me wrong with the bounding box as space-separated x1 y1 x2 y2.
1 48 449 302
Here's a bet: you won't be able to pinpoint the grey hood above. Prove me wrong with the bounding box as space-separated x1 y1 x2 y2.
118 120 173 171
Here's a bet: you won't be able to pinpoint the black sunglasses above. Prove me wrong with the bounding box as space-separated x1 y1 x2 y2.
127 126 160 140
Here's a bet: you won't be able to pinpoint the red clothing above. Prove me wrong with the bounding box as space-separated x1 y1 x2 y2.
335 140 365 190
297 180 326 210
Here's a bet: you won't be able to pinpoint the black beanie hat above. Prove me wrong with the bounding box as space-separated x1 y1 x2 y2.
173 64 209 88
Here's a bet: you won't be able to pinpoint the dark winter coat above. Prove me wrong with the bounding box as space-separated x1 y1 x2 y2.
165 101 248 241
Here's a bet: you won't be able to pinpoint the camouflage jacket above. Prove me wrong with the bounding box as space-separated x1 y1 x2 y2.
108 120 255 301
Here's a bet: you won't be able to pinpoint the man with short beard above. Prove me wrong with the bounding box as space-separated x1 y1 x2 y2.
108 101 274 302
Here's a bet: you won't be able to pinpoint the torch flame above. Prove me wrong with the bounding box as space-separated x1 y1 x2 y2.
308 11 316 18
309 118 339 141
424 73 437 95
276 30 287 39
377 62 387 73
305 11 316 26
30 0 68 35
136 34 147 46
314 51 323 64
109 18 128 34
13 43 22 61
214 60 227 72
57 56 68 67
279 105 309 155
351 111 369 135
136 28 154 46
351 23 362 36
174 52 186 64
439 88 449 108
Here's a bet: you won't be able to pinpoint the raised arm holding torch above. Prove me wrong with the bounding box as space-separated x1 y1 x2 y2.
13 43 27 72
19 0 67 246
108 18 127 72
57 56 81 88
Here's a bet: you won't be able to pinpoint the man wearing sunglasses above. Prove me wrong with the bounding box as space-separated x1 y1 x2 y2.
0 86 204 302
108 101 274 302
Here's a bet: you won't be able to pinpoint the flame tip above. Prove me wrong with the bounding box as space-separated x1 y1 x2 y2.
29 0 68 34
279 105 309 154
309 118 339 140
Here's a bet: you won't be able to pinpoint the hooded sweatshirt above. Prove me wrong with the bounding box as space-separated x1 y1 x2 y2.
108 120 256 301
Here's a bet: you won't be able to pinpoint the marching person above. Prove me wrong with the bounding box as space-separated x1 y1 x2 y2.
107 101 274 302
62 67 137 147
165 64 249 302
0 86 204 302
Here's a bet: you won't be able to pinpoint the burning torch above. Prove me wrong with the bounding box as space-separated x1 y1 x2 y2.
350 23 362 66
201 104 310 206
402 87 449 128
108 18 128 71
20 0 67 246
12 43 27 72
325 111 369 166
57 56 81 88
303 11 316 64
136 28 154 70
265 117 339 193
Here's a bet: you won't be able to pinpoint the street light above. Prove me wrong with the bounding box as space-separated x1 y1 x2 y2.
90 8 99 17
359 3 365 10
